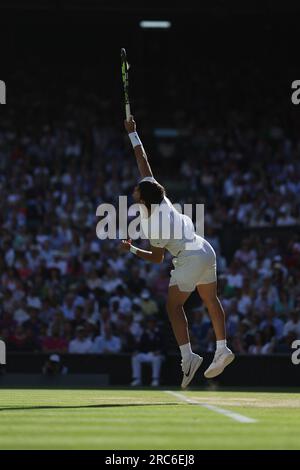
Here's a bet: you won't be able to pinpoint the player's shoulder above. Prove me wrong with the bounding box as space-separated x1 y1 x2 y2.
139 176 158 184
163 195 178 210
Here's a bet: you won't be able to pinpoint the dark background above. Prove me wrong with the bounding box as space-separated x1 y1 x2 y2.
1 0 300 182
1 0 300 124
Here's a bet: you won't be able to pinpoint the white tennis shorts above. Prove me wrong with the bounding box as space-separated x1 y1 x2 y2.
169 240 217 292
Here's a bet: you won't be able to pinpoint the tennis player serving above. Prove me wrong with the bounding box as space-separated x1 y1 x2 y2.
121 116 235 388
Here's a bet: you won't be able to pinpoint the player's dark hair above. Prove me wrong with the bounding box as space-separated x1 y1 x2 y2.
138 181 165 211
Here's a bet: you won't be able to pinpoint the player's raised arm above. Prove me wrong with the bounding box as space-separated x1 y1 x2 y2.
124 116 153 178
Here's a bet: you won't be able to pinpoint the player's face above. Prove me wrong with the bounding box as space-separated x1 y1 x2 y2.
132 185 141 203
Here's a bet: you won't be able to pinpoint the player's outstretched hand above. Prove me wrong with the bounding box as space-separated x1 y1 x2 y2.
124 115 136 133
120 239 132 252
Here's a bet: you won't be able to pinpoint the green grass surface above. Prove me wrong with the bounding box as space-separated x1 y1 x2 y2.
0 388 300 449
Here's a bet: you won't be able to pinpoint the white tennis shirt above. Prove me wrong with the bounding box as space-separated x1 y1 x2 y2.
139 177 204 257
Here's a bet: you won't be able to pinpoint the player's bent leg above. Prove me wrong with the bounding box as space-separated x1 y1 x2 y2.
196 282 226 340
196 282 235 378
166 285 203 388
166 285 192 345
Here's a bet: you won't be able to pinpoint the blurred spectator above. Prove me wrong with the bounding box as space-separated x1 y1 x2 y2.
118 319 138 353
41 326 69 353
282 310 300 338
109 286 132 315
7 325 40 352
248 328 276 355
131 317 164 387
191 308 211 348
42 354 68 376
226 300 241 339
68 326 93 353
225 261 244 291
93 324 122 354
275 331 298 354
140 290 159 317
61 294 75 320
259 309 284 339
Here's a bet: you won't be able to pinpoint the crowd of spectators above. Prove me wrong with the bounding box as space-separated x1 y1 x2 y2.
0 65 300 357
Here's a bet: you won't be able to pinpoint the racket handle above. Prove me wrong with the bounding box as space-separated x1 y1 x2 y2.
125 103 131 121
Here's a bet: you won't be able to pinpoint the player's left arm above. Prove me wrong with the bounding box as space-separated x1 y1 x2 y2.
120 239 165 264
124 116 153 178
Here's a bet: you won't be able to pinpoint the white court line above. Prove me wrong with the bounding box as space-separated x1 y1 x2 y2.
165 391 257 423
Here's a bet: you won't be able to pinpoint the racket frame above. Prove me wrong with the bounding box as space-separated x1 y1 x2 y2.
121 48 131 121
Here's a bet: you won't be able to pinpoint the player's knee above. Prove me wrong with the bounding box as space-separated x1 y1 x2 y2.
166 301 183 317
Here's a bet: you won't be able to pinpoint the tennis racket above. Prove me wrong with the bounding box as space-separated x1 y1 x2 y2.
121 48 131 121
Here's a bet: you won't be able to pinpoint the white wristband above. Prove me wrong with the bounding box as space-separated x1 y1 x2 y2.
130 245 138 255
128 132 142 148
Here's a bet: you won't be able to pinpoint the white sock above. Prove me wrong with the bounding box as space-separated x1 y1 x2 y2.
216 339 227 351
180 342 193 361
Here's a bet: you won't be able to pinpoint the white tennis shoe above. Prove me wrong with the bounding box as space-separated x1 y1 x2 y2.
181 353 203 389
204 348 235 379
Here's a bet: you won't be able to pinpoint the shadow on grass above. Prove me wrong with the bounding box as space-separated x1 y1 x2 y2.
0 402 178 412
